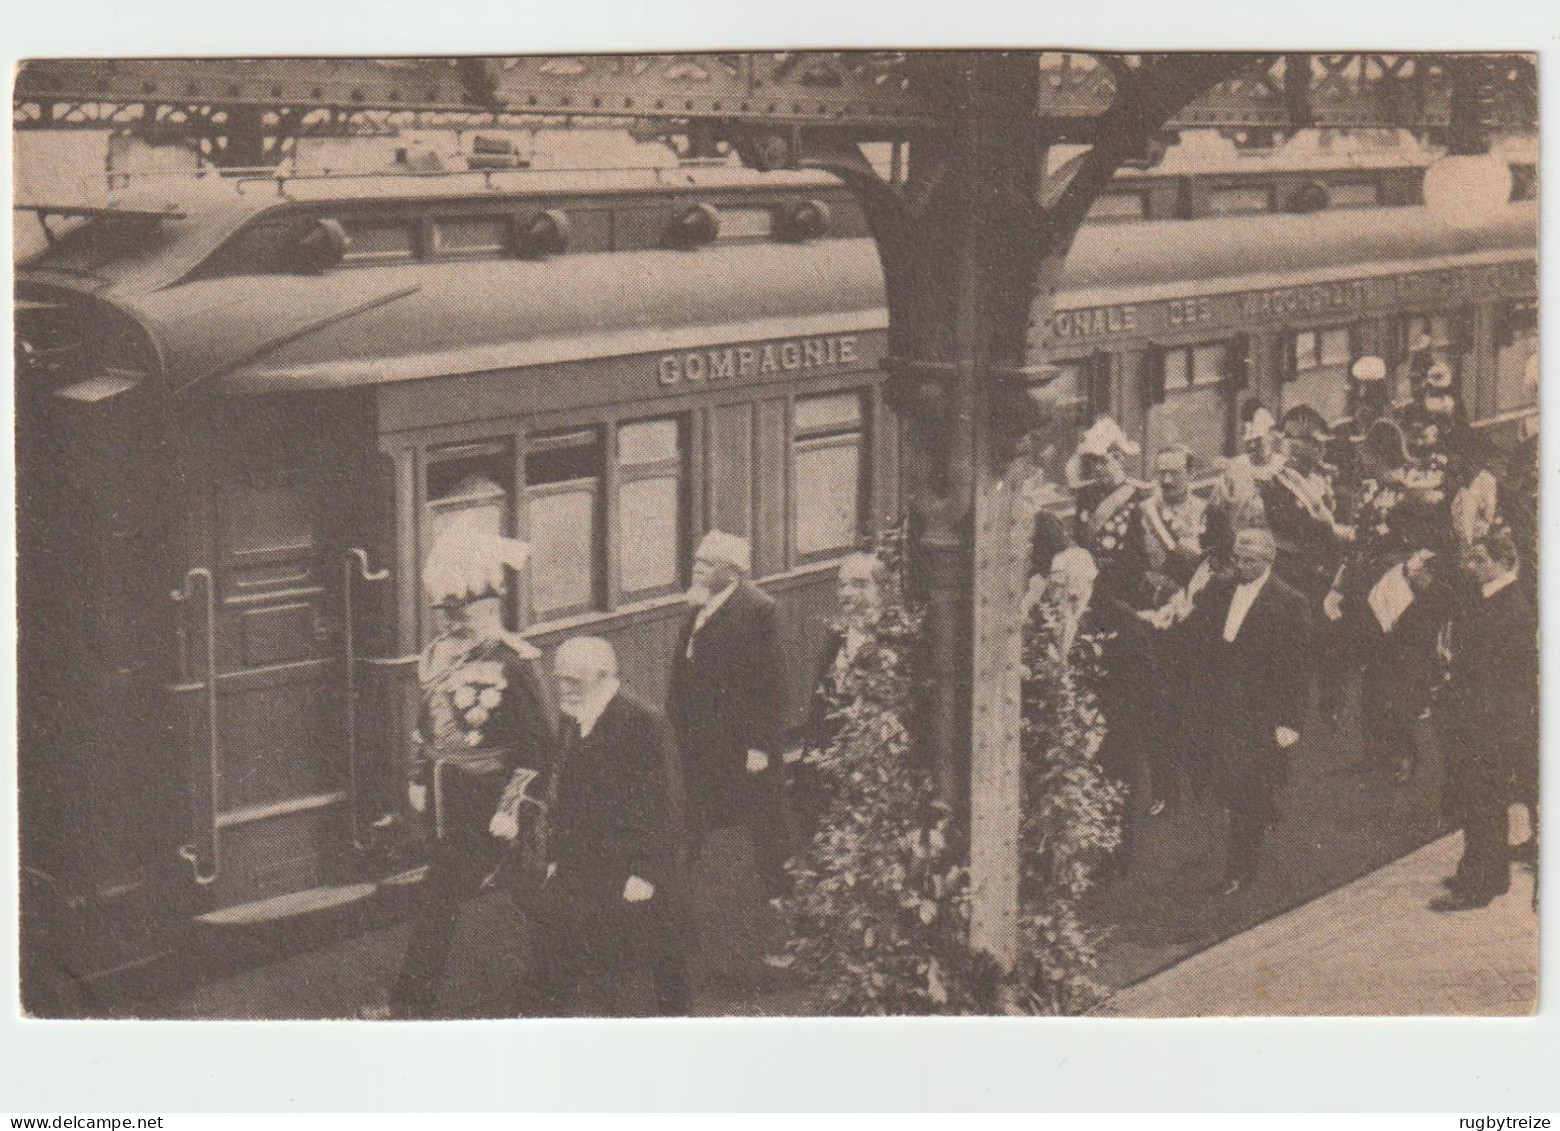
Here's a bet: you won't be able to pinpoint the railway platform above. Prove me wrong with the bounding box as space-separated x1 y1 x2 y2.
1107 832 1538 1017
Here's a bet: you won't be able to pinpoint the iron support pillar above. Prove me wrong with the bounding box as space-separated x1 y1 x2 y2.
846 53 1057 969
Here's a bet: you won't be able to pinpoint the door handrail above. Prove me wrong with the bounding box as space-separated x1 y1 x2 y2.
171 567 219 886
343 548 391 851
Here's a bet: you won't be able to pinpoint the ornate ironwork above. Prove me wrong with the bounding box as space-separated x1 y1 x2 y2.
15 53 1538 142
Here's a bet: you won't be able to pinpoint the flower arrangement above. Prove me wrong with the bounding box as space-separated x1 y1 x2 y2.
1015 586 1124 1015
783 530 1123 1015
782 533 1002 1013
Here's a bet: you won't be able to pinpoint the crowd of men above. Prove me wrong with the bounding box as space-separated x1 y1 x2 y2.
362 341 1537 1019
1041 347 1539 904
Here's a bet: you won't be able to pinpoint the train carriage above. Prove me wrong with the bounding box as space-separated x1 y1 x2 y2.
14 166 1536 1012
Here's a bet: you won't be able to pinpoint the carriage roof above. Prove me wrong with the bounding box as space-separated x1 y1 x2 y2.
17 183 1536 396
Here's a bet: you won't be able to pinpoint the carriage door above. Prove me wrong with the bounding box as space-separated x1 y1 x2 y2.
172 408 382 922
1145 341 1236 470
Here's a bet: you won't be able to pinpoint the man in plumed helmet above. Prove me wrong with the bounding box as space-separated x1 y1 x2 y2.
1067 416 1150 610
367 512 557 1019
1067 418 1169 842
1210 403 1284 558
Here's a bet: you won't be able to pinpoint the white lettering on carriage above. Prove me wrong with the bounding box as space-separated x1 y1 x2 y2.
1049 305 1139 339
656 335 863 386
1241 280 1368 318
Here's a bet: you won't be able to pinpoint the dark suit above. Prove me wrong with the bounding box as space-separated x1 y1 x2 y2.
667 579 790 897
1177 572 1311 883
521 691 693 1016
1441 578 1537 899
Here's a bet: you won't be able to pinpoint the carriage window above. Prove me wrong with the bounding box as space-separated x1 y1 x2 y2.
1207 186 1273 216
618 417 686 597
425 441 514 618
1396 313 1468 405
1283 326 1354 423
1164 343 1229 391
792 392 867 561
1493 301 1538 416
432 217 509 256
1293 326 1353 374
527 429 602 619
339 219 416 263
1327 182 1381 209
1086 192 1147 222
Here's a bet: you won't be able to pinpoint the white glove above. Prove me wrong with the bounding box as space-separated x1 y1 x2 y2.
1275 727 1300 749
1138 606 1173 631
623 875 655 902
407 783 427 813
1322 590 1344 622
746 749 770 774
489 810 519 841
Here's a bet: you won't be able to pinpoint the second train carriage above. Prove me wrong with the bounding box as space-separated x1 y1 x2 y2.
14 167 1537 1009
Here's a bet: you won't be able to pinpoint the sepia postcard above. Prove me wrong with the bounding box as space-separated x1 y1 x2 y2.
7 42 1543 1073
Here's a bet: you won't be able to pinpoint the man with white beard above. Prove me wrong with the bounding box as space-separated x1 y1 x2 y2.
667 531 790 903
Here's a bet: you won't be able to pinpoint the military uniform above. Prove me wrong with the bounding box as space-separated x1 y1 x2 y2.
1070 419 1167 838
1263 464 1341 603
376 512 556 1019
1075 476 1152 612
1141 487 1208 594
390 631 556 1017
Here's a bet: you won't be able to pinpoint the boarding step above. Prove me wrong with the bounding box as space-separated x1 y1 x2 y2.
195 882 378 927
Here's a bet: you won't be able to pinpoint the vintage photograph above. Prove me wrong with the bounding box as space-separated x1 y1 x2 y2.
12 52 1539 1021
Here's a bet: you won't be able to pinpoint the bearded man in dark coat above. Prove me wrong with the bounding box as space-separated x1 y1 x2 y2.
668 530 790 900
520 637 693 1015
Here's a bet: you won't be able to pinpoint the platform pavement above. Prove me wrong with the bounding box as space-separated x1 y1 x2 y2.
1106 832 1539 1017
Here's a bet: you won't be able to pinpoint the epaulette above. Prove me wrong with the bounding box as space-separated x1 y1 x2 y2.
497 630 542 660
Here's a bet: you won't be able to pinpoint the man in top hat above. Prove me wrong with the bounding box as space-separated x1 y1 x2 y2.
668 530 790 902
519 636 694 1015
370 512 558 1019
